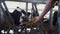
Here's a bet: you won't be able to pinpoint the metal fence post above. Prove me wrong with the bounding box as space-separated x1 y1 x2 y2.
48 8 53 34
58 0 60 34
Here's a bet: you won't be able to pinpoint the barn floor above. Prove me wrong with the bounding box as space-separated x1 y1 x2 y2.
1 28 58 34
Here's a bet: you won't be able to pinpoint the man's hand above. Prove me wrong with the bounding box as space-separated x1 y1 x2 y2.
28 16 43 27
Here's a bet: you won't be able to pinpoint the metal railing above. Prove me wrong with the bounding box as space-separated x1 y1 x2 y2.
6 0 48 4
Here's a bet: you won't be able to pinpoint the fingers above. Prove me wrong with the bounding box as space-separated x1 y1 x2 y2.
27 17 38 27
27 16 41 27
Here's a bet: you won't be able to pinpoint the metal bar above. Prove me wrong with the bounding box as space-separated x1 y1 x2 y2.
26 2 28 16
24 2 28 34
0 9 1 24
39 21 44 34
33 3 39 16
48 9 53 34
32 3 37 17
1 0 19 34
32 3 39 34
58 1 60 34
30 3 34 34
0 1 12 34
6 0 47 4
32 3 39 17
31 3 36 17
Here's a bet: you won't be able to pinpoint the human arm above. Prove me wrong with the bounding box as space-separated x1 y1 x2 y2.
39 0 56 19
29 0 57 26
